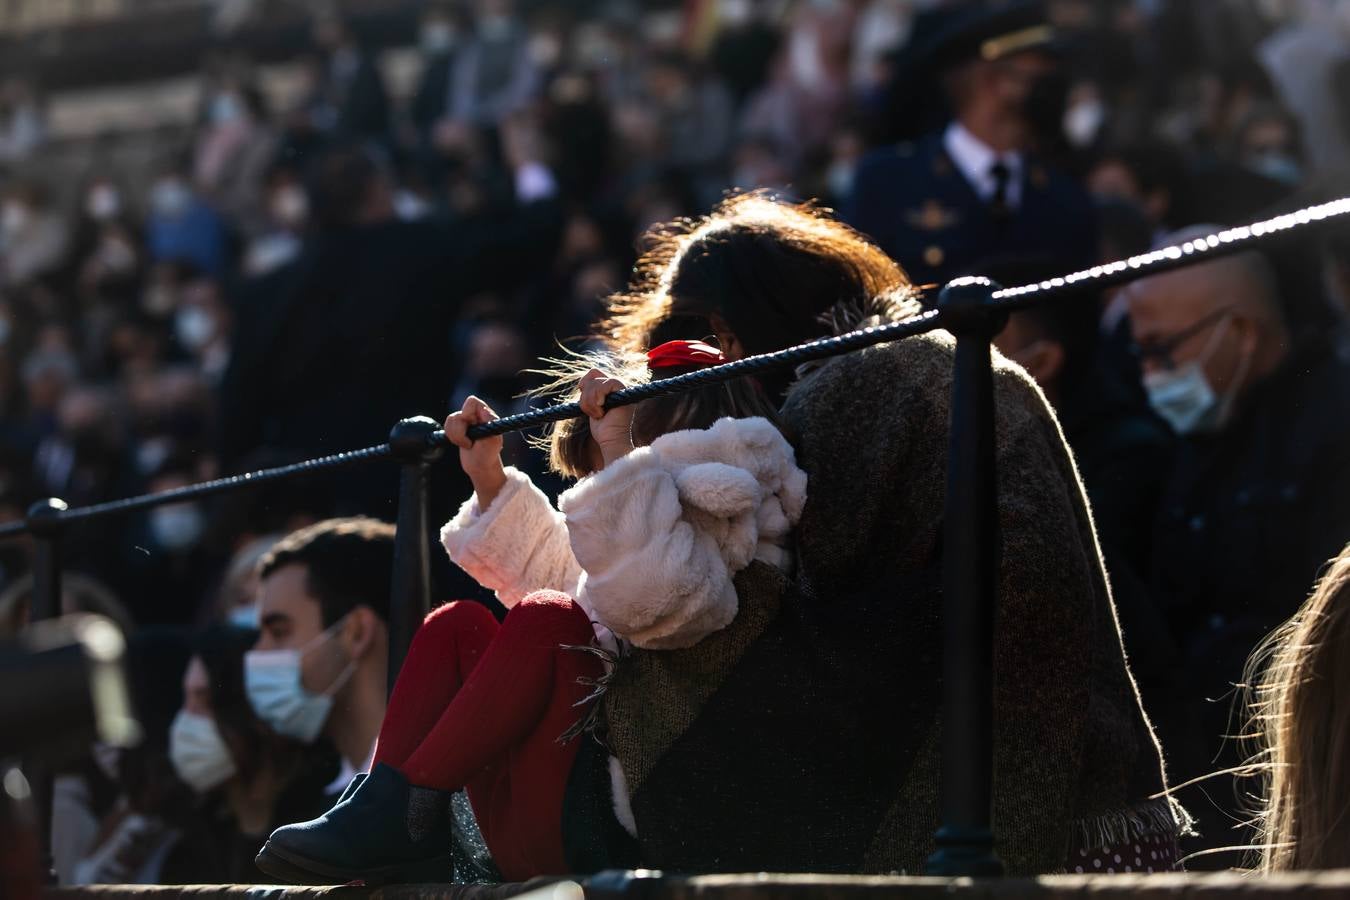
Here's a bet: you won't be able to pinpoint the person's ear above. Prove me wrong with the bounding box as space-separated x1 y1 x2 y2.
340 607 380 660
1013 338 1065 389
707 312 746 361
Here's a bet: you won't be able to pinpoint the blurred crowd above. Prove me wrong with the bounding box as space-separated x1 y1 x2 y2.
2 0 1350 883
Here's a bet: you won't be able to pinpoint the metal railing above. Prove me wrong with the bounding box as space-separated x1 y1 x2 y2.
6 196 1349 881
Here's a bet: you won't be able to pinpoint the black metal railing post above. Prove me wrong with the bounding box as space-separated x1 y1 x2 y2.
25 497 67 882
926 278 1006 877
386 417 445 693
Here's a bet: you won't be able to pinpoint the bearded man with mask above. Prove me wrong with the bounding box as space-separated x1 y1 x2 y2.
1124 236 1350 816
246 518 393 802
846 2 1096 286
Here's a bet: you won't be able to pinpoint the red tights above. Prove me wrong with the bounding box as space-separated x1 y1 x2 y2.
371 591 603 881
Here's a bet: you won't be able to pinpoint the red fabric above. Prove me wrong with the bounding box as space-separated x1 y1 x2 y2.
646 339 724 369
372 593 603 881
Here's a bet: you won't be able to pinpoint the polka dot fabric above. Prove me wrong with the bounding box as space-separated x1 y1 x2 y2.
1070 832 1179 874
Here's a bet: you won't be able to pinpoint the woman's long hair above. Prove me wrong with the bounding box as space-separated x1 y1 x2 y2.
1244 541 1350 871
599 191 918 359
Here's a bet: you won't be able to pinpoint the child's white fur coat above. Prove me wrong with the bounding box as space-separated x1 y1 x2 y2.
440 415 807 649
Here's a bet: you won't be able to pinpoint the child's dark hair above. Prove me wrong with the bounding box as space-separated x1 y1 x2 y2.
545 353 784 480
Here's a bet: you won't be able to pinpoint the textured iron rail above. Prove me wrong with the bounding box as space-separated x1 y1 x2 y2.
0 444 392 537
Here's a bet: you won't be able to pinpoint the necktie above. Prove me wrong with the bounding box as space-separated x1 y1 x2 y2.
989 160 1011 220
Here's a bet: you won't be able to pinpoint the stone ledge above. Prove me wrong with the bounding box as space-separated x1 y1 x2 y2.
42 871 1350 900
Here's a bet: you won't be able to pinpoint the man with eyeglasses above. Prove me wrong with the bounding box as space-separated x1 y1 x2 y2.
1122 229 1350 836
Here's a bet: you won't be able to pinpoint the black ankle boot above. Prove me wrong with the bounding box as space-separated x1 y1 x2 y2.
256 763 453 885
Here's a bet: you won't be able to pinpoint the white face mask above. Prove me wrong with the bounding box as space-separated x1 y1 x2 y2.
170 710 237 793
86 185 122 221
1 202 30 238
421 21 456 54
151 503 206 551
271 186 308 228
1143 314 1250 435
175 305 217 351
210 92 243 126
245 619 356 743
1064 98 1105 149
151 180 192 219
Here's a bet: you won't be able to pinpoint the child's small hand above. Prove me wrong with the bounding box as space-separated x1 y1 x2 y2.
578 368 634 466
445 396 508 507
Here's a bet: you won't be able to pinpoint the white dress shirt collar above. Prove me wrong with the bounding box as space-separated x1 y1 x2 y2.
943 121 1024 209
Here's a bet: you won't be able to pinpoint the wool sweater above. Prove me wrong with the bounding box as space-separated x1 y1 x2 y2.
599 326 1189 875
440 416 807 651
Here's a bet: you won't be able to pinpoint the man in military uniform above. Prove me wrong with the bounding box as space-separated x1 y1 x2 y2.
845 2 1097 287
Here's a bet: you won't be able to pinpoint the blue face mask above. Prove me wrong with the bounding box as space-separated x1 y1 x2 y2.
1143 315 1250 435
244 618 355 743
227 604 259 630
1143 362 1220 435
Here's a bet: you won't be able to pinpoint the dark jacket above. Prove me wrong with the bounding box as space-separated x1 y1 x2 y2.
844 131 1097 286
1151 340 1350 700
598 326 1185 875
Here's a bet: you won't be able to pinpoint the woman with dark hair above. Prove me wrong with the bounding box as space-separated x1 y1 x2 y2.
164 624 337 882
580 191 1189 875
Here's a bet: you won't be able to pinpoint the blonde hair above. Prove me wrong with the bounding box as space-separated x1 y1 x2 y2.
1244 541 1350 871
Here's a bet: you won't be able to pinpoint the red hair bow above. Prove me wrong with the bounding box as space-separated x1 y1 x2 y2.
646 340 725 370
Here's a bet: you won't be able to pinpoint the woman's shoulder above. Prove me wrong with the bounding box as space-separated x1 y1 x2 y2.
784 330 1054 434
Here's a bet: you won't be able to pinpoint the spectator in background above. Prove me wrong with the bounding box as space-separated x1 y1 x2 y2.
1087 141 1187 237
643 51 735 207
0 76 46 164
409 3 467 143
1257 0 1350 176
31 383 126 507
193 74 278 236
71 175 143 312
172 273 231 384
241 165 308 278
0 182 70 290
246 518 393 800
116 457 223 626
846 3 1098 286
168 624 338 881
17 346 79 444
309 15 392 143
208 533 282 630
144 166 228 278
448 0 539 127
1124 236 1350 830
1232 102 1304 187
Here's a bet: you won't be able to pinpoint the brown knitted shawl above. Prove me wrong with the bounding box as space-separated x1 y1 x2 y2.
603 329 1188 875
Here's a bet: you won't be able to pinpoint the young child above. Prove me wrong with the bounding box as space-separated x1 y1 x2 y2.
255 340 807 885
